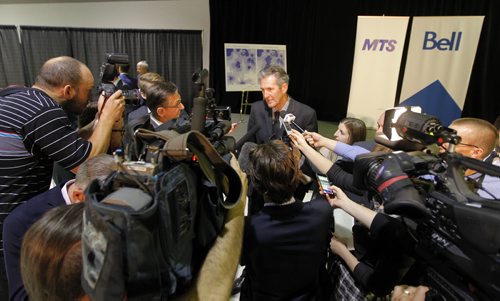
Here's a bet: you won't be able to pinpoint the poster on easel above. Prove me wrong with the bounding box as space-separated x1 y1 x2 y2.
224 43 287 92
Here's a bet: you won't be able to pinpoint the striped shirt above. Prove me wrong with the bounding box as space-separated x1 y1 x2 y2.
0 87 91 255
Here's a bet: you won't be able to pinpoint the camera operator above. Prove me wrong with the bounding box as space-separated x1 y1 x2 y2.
0 56 124 299
445 118 500 199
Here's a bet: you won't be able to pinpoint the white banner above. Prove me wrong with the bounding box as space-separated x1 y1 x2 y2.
347 16 409 128
399 16 484 126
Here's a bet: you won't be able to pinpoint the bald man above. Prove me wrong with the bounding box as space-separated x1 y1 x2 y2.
448 118 500 199
0 56 125 297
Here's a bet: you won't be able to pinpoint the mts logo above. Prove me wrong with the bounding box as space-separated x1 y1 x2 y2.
423 31 462 51
362 39 397 52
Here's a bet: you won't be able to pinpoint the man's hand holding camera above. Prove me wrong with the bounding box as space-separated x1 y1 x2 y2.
98 89 125 123
84 90 125 157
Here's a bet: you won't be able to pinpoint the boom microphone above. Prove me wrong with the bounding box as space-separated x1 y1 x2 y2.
191 97 207 132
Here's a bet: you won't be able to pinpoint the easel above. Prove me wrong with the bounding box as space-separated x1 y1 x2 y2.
239 90 251 122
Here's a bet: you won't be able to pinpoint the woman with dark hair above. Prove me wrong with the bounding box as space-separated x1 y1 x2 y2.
335 117 367 145
20 203 86 301
320 117 367 162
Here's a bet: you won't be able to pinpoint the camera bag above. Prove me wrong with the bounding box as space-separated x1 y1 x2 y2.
82 130 242 300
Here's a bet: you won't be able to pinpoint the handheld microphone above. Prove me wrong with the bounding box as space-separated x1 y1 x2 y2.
280 112 305 133
191 97 206 132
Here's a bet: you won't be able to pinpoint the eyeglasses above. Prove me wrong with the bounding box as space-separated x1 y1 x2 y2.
163 99 182 108
457 142 480 148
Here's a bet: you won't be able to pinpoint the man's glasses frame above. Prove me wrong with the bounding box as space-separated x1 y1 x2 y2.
163 99 182 108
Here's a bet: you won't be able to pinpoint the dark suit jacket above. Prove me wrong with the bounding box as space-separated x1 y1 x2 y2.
119 73 138 89
3 184 66 301
240 199 333 300
124 110 191 160
127 104 149 125
246 97 318 144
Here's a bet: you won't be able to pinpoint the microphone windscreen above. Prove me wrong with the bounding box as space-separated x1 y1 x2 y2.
238 142 257 173
191 97 207 132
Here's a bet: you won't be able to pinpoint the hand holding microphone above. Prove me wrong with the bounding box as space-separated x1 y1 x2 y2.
303 131 327 148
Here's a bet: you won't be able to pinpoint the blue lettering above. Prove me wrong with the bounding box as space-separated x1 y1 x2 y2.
423 31 437 50
386 40 397 52
362 39 397 51
423 31 462 51
378 39 389 51
362 39 378 51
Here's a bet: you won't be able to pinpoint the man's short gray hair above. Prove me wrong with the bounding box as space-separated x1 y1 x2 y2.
258 65 289 86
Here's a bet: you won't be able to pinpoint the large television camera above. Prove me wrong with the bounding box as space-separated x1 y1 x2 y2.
352 107 500 300
97 53 140 106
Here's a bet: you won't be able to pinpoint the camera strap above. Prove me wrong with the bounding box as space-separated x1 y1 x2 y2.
135 128 242 209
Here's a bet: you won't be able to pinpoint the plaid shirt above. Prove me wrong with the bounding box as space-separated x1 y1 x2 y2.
329 256 367 301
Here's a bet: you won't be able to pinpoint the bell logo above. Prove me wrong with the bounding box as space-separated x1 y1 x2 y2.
423 31 462 51
362 39 397 52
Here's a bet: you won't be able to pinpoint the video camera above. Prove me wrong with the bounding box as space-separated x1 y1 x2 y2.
97 53 140 106
191 68 234 155
352 107 500 299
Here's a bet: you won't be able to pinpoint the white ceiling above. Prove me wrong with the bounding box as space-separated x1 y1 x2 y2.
0 0 167 3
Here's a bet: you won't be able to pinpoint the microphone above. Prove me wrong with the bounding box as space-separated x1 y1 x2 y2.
280 112 305 133
209 120 232 141
235 124 260 154
191 97 206 132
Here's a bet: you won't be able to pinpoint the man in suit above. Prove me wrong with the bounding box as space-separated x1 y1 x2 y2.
2 154 117 301
124 80 190 160
240 140 332 300
247 65 318 144
244 65 318 213
127 72 166 124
